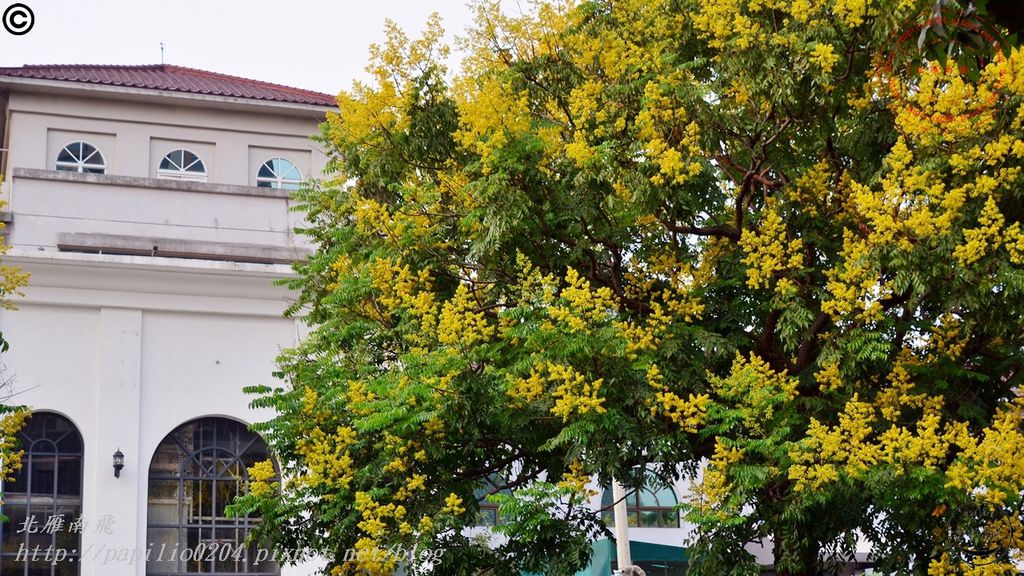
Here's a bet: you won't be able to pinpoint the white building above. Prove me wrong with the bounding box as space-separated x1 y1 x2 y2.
0 64 333 576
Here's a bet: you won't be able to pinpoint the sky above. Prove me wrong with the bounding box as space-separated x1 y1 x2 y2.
0 0 479 96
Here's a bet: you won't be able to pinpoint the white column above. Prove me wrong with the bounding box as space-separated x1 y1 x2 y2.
612 478 632 573
84 307 142 576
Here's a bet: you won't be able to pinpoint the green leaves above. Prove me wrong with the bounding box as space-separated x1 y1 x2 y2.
248 0 1024 574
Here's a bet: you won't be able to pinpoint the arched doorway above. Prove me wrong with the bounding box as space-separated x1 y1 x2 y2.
0 411 84 576
146 417 277 575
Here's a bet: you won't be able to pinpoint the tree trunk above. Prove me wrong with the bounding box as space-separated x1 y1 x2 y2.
772 533 818 576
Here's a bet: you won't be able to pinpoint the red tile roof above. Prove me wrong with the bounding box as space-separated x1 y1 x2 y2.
0 64 337 107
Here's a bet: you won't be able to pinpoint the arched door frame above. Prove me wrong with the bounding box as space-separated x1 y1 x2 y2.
0 410 85 576
145 416 278 576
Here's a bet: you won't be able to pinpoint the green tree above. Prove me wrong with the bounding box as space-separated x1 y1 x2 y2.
238 1 1024 574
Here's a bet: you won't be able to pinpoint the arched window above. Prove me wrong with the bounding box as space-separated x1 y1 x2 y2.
0 412 84 576
474 475 512 527
601 472 680 528
56 141 106 173
147 417 278 575
158 150 207 182
255 158 301 190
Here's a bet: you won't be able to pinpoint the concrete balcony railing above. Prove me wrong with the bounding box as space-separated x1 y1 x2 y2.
4 168 313 263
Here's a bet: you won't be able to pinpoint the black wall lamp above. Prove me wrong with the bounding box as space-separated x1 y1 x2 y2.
113 449 125 478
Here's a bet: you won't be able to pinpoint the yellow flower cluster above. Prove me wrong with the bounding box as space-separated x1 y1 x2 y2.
0 409 29 484
0 201 29 311
790 382 978 492
822 229 884 321
654 391 711 433
846 135 963 249
550 364 607 422
954 196 1005 266
394 473 428 502
337 535 399 576
874 406 954 469
457 1 580 171
548 267 616 332
508 365 547 405
813 362 844 393
891 59 1001 143
615 297 683 359
1006 223 1024 264
344 380 377 417
739 201 804 294
926 314 969 361
809 43 839 74
648 362 710 432
423 416 445 439
928 551 1023 576
710 353 798 432
565 80 607 166
946 398 1024 506
813 48 1024 330
622 251 704 309
455 74 532 172
662 287 706 322
354 491 408 540
442 493 466 516
692 0 876 58
367 258 437 334
351 196 393 239
614 282 702 361
297 426 358 490
873 354 929 421
785 160 834 217
324 15 449 199
789 395 876 491
301 386 320 416
510 252 557 306
437 283 495 348
572 0 684 82
508 362 607 421
789 0 813 22
382 431 420 474
636 78 704 186
557 459 597 497
300 384 319 414
689 440 745 519
246 460 278 499
832 0 876 27
692 0 766 50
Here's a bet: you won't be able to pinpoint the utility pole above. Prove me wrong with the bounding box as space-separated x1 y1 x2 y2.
612 478 632 574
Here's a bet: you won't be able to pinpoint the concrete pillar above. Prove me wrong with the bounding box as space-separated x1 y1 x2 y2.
84 307 142 576
612 478 632 573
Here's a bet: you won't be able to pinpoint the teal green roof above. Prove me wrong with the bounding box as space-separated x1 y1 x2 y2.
572 539 687 576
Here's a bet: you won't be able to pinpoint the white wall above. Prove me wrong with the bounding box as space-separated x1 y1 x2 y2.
1 88 328 253
0 81 329 576
7 176 294 250
0 255 304 576
3 91 328 187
